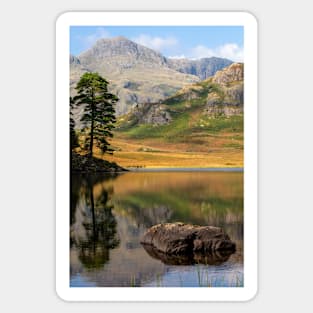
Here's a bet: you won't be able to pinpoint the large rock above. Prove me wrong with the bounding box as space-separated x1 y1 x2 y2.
140 222 236 255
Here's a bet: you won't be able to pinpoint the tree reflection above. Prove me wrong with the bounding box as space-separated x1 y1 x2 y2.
70 175 120 269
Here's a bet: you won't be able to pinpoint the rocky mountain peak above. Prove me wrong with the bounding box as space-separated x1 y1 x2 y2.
79 36 167 67
212 63 243 85
70 36 238 120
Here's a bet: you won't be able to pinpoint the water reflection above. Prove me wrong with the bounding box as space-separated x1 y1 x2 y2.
70 175 119 270
142 243 234 266
70 171 243 287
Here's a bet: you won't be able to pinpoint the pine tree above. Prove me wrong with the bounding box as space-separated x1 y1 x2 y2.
70 97 78 150
73 73 118 158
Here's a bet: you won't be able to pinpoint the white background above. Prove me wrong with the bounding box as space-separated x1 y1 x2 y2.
0 0 312 312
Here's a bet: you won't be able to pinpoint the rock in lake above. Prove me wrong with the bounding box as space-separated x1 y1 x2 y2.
140 222 236 255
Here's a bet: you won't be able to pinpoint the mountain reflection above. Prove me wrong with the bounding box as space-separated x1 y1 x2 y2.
70 171 243 287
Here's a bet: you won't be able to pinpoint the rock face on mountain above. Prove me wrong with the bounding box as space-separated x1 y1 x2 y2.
70 36 232 121
79 36 168 68
212 62 244 85
70 54 80 65
205 62 244 116
70 37 198 118
167 57 233 80
131 103 172 126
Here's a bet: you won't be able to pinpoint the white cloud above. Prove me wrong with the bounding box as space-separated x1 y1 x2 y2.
191 43 244 62
132 34 178 52
77 27 111 50
168 54 186 59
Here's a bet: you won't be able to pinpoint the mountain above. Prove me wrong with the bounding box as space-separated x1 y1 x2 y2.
104 62 244 168
70 36 198 117
167 57 233 80
119 62 244 128
70 36 233 119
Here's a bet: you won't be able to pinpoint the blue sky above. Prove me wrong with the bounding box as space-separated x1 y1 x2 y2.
70 26 244 61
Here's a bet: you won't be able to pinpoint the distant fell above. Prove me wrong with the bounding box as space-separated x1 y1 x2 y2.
120 62 244 129
106 62 244 168
167 57 233 80
70 36 233 121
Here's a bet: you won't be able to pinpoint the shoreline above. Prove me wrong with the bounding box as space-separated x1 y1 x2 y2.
71 167 244 174
126 167 243 172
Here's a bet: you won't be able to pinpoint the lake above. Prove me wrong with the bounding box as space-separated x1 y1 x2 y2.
70 170 243 287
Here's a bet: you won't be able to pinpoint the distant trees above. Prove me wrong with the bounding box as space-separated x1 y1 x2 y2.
72 72 119 158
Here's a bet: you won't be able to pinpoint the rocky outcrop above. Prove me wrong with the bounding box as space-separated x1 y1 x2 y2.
205 105 243 117
133 103 172 126
212 63 244 85
204 63 244 116
140 222 236 255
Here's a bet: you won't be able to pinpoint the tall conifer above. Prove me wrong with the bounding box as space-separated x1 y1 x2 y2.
73 73 118 158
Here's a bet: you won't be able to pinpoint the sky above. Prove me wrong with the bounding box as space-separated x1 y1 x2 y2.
70 26 244 62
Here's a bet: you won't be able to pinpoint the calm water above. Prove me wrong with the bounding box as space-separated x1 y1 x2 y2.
70 171 243 287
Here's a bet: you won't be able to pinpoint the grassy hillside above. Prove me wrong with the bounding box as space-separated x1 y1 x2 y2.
101 76 243 168
72 63 244 168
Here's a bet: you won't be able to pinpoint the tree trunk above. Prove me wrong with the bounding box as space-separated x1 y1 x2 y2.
89 93 95 158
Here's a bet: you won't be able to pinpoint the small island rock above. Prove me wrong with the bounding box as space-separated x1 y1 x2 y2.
140 222 236 255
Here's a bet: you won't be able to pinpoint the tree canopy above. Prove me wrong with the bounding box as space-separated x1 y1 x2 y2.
70 96 79 150
72 72 118 158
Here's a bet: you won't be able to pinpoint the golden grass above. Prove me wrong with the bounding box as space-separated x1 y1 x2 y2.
104 150 242 168
91 134 243 168
80 120 243 169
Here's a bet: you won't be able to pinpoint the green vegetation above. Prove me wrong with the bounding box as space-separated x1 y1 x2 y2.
72 72 119 157
115 78 242 144
192 115 243 134
119 112 190 140
103 66 243 168
70 96 79 150
116 111 242 146
163 80 222 106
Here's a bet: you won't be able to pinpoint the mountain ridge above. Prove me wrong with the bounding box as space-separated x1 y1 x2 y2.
70 36 233 119
72 36 233 79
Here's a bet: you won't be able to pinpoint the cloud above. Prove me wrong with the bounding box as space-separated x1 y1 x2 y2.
77 27 111 50
132 34 178 52
168 54 186 59
191 43 243 62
